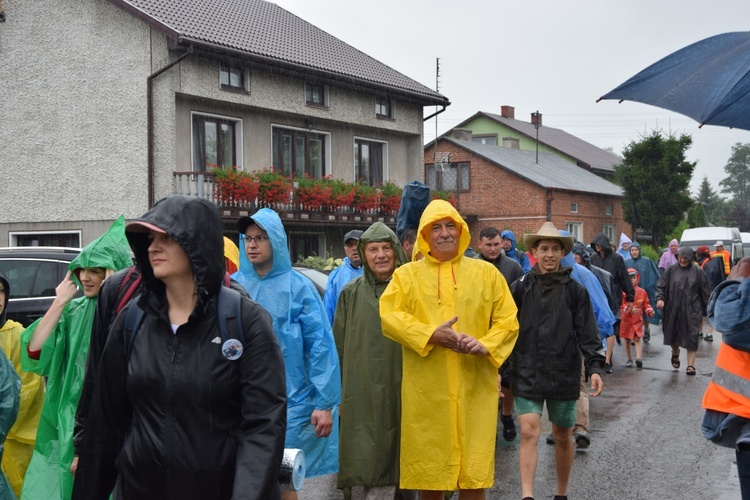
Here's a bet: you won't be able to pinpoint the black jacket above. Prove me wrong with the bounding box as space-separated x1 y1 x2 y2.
590 233 635 304
476 252 525 286
510 266 605 400
73 196 287 500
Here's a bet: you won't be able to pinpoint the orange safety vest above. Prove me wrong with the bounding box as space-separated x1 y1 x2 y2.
702 342 750 420
710 249 731 274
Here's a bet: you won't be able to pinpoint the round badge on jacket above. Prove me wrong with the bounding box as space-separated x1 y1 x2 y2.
222 339 243 361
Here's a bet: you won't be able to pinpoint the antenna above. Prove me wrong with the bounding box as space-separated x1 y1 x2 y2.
433 57 441 166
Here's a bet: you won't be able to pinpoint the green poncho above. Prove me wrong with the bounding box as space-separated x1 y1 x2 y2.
333 222 408 491
20 216 132 500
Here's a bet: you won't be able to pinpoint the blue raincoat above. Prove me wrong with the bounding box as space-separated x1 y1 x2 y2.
323 258 363 325
0 349 20 500
625 242 662 325
500 230 531 272
232 209 341 478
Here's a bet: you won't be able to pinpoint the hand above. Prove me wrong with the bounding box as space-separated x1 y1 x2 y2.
626 302 634 314
590 373 603 397
55 271 79 305
428 316 461 351
728 257 750 280
70 456 79 476
656 300 664 310
456 333 489 356
311 409 333 438
648 309 655 318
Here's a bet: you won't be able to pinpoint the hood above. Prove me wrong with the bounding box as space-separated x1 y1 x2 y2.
238 208 291 279
223 236 240 274
127 195 225 297
618 232 632 249
70 215 133 287
559 230 576 268
417 200 470 264
358 222 408 284
572 241 592 264
591 232 613 255
500 230 518 253
627 267 640 286
0 274 8 326
678 246 695 263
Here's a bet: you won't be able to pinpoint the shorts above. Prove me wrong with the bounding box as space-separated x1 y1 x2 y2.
515 396 577 429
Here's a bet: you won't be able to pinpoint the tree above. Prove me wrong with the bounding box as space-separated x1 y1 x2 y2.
695 176 728 225
720 143 750 213
686 202 707 228
615 131 695 248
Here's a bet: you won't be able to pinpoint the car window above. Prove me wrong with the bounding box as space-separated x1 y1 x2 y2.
0 259 64 299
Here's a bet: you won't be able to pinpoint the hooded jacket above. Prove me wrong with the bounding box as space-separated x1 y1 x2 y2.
624 242 662 325
617 232 632 259
380 200 519 490
0 273 44 498
590 232 635 305
21 215 132 500
73 196 287 500
501 230 531 272
619 269 654 338
232 208 341 478
0 349 20 500
323 257 363 325
658 239 680 271
333 222 408 490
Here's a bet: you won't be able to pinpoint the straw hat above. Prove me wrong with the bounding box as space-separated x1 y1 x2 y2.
523 221 574 255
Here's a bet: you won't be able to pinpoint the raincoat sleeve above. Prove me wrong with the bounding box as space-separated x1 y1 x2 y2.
573 285 606 379
323 268 341 326
71 309 132 500
20 307 72 376
581 272 615 337
332 285 350 368
0 349 20 500
477 267 520 368
297 279 341 410
379 268 439 357
234 299 287 499
708 277 750 351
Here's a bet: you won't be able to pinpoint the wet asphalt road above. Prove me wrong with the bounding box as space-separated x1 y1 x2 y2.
301 323 741 499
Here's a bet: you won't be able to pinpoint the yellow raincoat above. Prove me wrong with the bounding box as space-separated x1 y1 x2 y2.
380 200 519 490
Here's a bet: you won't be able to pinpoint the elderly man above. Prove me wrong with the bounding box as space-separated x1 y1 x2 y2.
324 230 364 325
333 222 413 500
511 222 604 500
379 200 519 500
656 246 710 376
232 209 341 500
711 240 732 275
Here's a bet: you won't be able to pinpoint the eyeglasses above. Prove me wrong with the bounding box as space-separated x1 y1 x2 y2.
245 235 270 244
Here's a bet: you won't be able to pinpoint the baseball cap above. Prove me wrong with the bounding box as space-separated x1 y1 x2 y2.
343 230 363 244
697 245 711 254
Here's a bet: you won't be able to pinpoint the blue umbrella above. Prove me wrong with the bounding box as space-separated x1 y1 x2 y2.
598 31 750 131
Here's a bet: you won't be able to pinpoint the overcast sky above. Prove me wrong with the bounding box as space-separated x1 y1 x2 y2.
274 0 750 197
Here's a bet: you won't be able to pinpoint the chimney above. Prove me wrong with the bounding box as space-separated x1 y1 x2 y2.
531 111 543 127
501 105 515 119
452 128 473 142
502 137 520 149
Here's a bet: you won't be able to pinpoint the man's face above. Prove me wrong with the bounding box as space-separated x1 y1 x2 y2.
428 217 460 262
531 239 563 274
621 241 630 251
344 239 362 268
401 240 414 260
716 245 724 252
630 246 640 259
478 235 503 260
363 241 396 281
678 255 691 267
669 243 679 253
500 237 513 252
574 253 585 265
244 224 273 275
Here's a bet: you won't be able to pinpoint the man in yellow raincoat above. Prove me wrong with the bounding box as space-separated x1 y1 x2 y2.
380 200 519 499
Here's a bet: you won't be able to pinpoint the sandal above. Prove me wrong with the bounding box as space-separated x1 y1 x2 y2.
671 353 680 369
686 365 696 376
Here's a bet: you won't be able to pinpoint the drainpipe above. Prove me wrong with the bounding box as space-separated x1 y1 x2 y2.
147 46 193 208
546 188 555 221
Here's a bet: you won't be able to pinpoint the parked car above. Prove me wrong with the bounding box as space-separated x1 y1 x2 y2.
742 232 750 260
293 266 329 298
0 247 81 326
679 227 744 265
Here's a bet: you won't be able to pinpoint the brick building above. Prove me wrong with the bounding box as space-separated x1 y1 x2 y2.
424 134 631 249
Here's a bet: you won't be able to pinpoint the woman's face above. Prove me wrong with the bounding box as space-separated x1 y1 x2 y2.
148 231 192 281
630 246 640 259
78 268 106 298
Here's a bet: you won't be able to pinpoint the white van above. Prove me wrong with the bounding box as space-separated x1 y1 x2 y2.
741 232 750 260
680 227 744 265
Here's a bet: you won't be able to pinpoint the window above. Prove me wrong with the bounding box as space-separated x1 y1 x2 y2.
425 162 470 192
220 65 246 91
305 83 327 107
603 224 616 243
192 113 242 171
566 223 582 242
375 97 391 118
289 232 326 263
472 135 498 146
354 139 387 186
604 205 613 216
10 231 81 247
570 202 579 213
272 127 326 178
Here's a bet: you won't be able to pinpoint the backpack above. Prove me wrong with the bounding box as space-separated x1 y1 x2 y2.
122 280 243 363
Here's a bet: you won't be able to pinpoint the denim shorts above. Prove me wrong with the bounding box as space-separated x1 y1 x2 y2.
515 396 577 429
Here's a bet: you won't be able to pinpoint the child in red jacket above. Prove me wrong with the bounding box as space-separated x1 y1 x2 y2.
620 268 655 368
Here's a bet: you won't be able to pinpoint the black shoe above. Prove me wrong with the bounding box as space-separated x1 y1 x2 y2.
604 362 613 374
643 330 650 343
636 359 643 368
574 430 590 449
705 334 714 342
545 432 556 445
500 415 517 441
